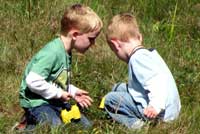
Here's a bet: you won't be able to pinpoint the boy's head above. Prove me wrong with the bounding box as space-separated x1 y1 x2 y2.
61 4 103 53
106 13 142 62
61 4 103 36
106 13 141 43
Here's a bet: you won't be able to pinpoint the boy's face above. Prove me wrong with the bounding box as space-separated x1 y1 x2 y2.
73 30 100 53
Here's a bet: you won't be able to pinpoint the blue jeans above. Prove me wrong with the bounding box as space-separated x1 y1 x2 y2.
25 104 62 127
25 103 91 129
104 83 147 128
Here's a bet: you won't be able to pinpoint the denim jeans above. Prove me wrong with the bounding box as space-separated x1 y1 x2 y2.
25 104 62 127
24 103 91 130
104 83 147 128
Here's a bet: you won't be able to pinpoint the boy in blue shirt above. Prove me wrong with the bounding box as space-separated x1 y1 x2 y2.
17 4 102 129
104 13 181 129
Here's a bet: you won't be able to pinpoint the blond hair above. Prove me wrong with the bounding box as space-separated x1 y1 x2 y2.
61 4 103 35
106 13 141 42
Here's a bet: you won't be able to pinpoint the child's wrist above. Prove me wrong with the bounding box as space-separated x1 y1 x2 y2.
68 84 78 97
149 105 162 114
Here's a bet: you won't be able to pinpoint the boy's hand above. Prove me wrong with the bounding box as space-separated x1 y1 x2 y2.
74 89 93 108
144 106 158 119
61 91 72 101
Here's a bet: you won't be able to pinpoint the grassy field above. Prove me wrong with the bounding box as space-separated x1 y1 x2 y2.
0 0 200 133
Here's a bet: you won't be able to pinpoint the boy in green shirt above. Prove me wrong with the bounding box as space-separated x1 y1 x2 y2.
18 4 102 129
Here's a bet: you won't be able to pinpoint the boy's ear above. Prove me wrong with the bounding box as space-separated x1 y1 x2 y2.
138 33 143 42
110 39 121 51
69 29 80 40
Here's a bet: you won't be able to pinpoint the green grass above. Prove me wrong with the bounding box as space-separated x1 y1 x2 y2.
0 0 200 133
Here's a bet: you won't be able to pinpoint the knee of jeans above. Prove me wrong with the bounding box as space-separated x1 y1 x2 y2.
105 92 119 106
104 93 114 112
105 92 112 105
105 92 127 114
112 83 127 92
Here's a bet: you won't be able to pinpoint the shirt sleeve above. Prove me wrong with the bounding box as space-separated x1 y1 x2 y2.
26 71 63 99
144 74 168 113
132 52 167 113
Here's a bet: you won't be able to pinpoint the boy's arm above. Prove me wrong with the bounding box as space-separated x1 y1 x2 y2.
143 73 168 116
26 71 92 105
26 71 71 100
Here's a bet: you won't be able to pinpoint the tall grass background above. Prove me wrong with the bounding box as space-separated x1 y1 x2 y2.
0 0 200 133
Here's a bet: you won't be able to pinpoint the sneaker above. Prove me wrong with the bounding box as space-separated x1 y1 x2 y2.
12 114 27 131
12 114 35 132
